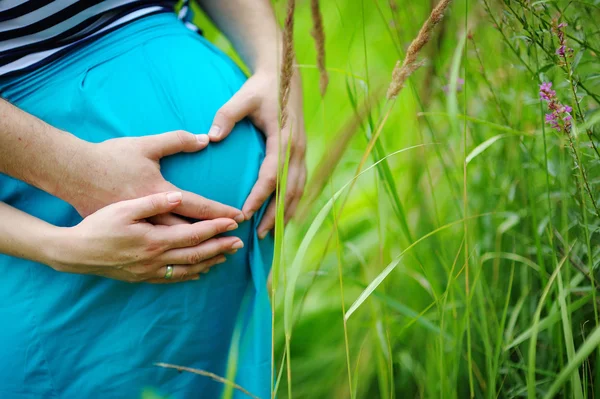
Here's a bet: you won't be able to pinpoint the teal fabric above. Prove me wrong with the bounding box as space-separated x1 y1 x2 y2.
0 13 272 399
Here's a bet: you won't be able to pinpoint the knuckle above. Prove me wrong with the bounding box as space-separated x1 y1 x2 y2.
115 204 133 220
175 130 192 145
188 232 205 247
133 265 153 279
220 238 235 250
286 189 297 201
195 202 210 217
264 174 278 189
148 196 161 212
215 222 227 234
144 239 163 255
216 108 232 122
188 252 204 265
295 141 306 154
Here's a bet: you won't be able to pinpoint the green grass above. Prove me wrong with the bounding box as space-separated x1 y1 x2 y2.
192 0 600 397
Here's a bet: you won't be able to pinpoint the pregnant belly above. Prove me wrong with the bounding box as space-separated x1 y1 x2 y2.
0 27 270 397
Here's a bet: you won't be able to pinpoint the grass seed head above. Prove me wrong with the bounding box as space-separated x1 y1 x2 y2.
386 0 453 99
279 0 297 129
310 0 328 97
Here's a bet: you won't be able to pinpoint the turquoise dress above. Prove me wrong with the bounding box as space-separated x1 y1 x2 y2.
0 14 272 399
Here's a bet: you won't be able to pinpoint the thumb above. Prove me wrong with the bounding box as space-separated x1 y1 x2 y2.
208 88 259 142
120 192 183 220
142 130 209 159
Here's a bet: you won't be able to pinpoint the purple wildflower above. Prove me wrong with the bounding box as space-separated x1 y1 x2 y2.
545 113 560 131
552 20 573 62
539 82 556 101
539 82 573 133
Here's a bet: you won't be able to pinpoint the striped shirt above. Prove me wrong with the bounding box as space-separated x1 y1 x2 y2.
0 0 195 77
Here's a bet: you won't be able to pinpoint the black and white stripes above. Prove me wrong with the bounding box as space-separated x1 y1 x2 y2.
0 1 192 77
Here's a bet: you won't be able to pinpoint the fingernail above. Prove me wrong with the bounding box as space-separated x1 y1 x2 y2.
258 230 268 240
244 210 255 220
231 240 244 250
227 249 238 255
197 134 209 145
234 213 245 223
192 275 200 281
227 223 238 231
166 192 182 203
217 257 227 264
208 125 221 139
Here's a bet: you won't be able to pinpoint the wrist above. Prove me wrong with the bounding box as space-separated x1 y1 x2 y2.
39 226 79 272
36 128 95 201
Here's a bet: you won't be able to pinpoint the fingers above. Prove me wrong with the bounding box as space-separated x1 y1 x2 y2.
256 161 298 239
169 188 245 223
147 213 191 226
119 191 183 221
208 87 260 142
284 163 306 223
142 130 210 159
257 200 277 240
149 218 238 249
242 150 278 220
257 162 306 238
158 236 244 266
147 255 227 283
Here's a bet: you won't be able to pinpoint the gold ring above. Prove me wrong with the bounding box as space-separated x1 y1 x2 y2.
164 265 174 280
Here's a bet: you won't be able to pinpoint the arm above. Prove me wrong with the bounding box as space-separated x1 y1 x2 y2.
0 201 57 266
0 194 243 283
0 98 244 222
196 0 280 74
198 0 307 238
0 98 86 198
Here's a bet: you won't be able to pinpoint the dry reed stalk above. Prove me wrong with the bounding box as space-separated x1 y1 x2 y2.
386 0 453 99
310 0 328 96
421 0 449 104
335 0 454 238
296 86 385 220
154 363 260 399
279 0 296 128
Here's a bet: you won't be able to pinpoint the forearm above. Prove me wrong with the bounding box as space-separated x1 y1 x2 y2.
0 202 59 267
196 0 281 73
0 98 92 199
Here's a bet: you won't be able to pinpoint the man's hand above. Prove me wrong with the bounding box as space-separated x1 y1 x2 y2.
208 71 306 238
0 99 243 224
57 130 245 223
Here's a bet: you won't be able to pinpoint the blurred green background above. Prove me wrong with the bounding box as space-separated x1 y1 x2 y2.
168 0 600 398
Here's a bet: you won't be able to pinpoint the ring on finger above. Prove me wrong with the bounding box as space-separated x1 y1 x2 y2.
164 265 174 280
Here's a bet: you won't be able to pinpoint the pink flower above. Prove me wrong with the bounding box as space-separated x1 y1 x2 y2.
553 20 572 61
540 82 573 133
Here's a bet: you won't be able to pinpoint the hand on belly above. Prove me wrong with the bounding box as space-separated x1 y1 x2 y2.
56 129 245 225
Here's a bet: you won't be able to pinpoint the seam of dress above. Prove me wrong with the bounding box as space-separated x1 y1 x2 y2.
140 42 187 127
24 263 60 398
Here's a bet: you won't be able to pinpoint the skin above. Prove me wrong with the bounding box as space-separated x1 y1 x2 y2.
200 0 307 238
0 0 305 279
0 192 242 283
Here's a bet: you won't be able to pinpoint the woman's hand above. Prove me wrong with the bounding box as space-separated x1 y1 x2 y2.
49 192 244 283
208 71 306 239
